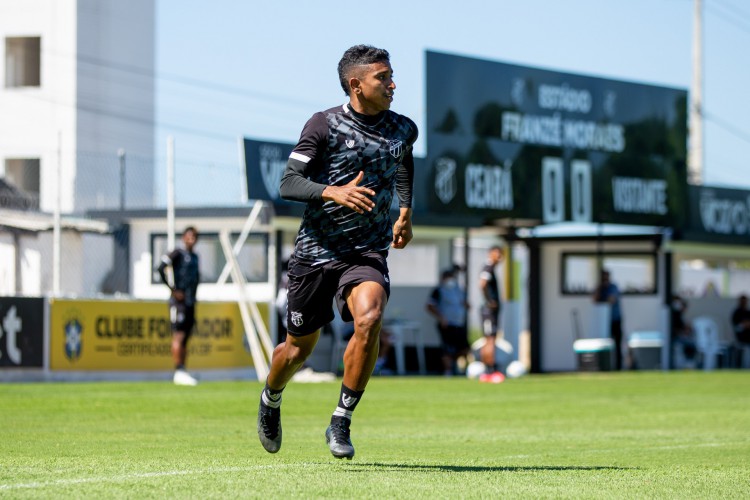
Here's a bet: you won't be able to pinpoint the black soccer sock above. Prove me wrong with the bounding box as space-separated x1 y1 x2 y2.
262 382 284 409
332 384 364 421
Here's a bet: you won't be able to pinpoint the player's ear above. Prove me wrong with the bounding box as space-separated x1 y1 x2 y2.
349 76 361 95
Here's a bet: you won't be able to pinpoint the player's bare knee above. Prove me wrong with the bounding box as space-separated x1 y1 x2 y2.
354 309 383 336
283 342 313 363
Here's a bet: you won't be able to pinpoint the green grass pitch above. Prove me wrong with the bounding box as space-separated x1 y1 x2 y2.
2 371 749 498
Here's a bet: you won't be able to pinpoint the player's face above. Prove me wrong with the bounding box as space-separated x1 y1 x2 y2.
183 230 197 251
352 61 395 115
490 248 504 265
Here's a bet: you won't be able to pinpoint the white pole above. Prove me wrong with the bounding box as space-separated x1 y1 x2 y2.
237 136 248 204
689 0 704 185
166 135 176 251
52 130 62 296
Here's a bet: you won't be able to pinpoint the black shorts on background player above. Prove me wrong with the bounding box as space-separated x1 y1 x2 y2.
170 302 195 339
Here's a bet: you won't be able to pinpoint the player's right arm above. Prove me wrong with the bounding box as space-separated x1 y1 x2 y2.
157 250 184 301
157 252 174 289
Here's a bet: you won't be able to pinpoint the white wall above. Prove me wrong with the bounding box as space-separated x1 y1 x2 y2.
0 233 16 294
19 236 41 295
0 0 77 213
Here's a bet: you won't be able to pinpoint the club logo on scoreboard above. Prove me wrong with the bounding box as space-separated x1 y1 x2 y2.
434 157 457 205
259 144 286 200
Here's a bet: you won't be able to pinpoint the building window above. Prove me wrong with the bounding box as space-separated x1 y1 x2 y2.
150 232 269 284
5 36 41 88
561 252 657 295
1 158 40 210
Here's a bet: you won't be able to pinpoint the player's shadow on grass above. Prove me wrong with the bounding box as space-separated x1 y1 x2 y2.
348 464 635 472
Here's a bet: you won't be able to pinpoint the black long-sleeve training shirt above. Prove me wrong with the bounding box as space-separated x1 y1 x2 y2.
280 103 418 264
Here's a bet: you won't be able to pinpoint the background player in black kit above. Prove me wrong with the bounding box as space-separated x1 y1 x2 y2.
478 245 504 381
158 226 200 386
257 45 418 459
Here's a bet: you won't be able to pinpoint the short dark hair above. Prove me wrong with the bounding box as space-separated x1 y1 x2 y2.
337 45 390 96
183 226 198 237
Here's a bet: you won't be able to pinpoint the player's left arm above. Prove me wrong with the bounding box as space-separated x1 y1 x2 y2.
392 141 415 249
392 208 413 249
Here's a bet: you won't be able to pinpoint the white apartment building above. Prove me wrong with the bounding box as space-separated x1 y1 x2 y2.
0 0 156 295
0 0 155 213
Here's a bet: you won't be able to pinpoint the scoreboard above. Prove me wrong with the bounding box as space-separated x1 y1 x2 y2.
425 51 688 227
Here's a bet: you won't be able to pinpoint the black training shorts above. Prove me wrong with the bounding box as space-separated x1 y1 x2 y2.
481 305 499 337
170 301 196 337
286 251 390 336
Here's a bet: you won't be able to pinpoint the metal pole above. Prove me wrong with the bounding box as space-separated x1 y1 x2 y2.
166 135 175 251
118 148 126 211
237 136 248 204
689 0 704 185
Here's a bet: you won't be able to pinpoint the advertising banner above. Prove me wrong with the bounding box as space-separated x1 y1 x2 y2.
49 299 266 371
681 185 750 245
0 297 44 368
425 51 688 227
243 138 299 211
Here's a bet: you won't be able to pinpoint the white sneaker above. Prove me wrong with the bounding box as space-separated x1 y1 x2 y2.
173 369 198 386
292 367 336 383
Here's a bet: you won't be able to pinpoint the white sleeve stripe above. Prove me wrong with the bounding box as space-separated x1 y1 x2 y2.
162 256 172 265
289 152 311 163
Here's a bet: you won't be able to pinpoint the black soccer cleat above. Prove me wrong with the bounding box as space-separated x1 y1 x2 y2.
257 397 282 453
325 416 355 460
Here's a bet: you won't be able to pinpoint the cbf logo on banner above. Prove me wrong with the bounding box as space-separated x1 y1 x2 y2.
425 50 688 227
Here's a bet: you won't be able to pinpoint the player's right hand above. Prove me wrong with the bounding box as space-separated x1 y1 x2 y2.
322 171 375 214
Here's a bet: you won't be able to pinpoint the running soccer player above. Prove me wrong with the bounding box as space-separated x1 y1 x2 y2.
158 226 200 386
257 44 418 459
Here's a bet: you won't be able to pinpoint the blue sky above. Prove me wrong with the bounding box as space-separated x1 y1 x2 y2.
155 0 750 206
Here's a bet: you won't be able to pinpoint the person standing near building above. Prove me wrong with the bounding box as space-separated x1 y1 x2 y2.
478 246 504 381
158 226 200 386
256 44 418 460
593 269 623 370
731 294 750 367
426 267 470 376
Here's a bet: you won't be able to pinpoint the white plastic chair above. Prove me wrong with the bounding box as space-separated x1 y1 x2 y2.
692 316 721 371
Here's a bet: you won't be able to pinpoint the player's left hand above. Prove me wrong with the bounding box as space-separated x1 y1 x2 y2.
392 213 413 249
